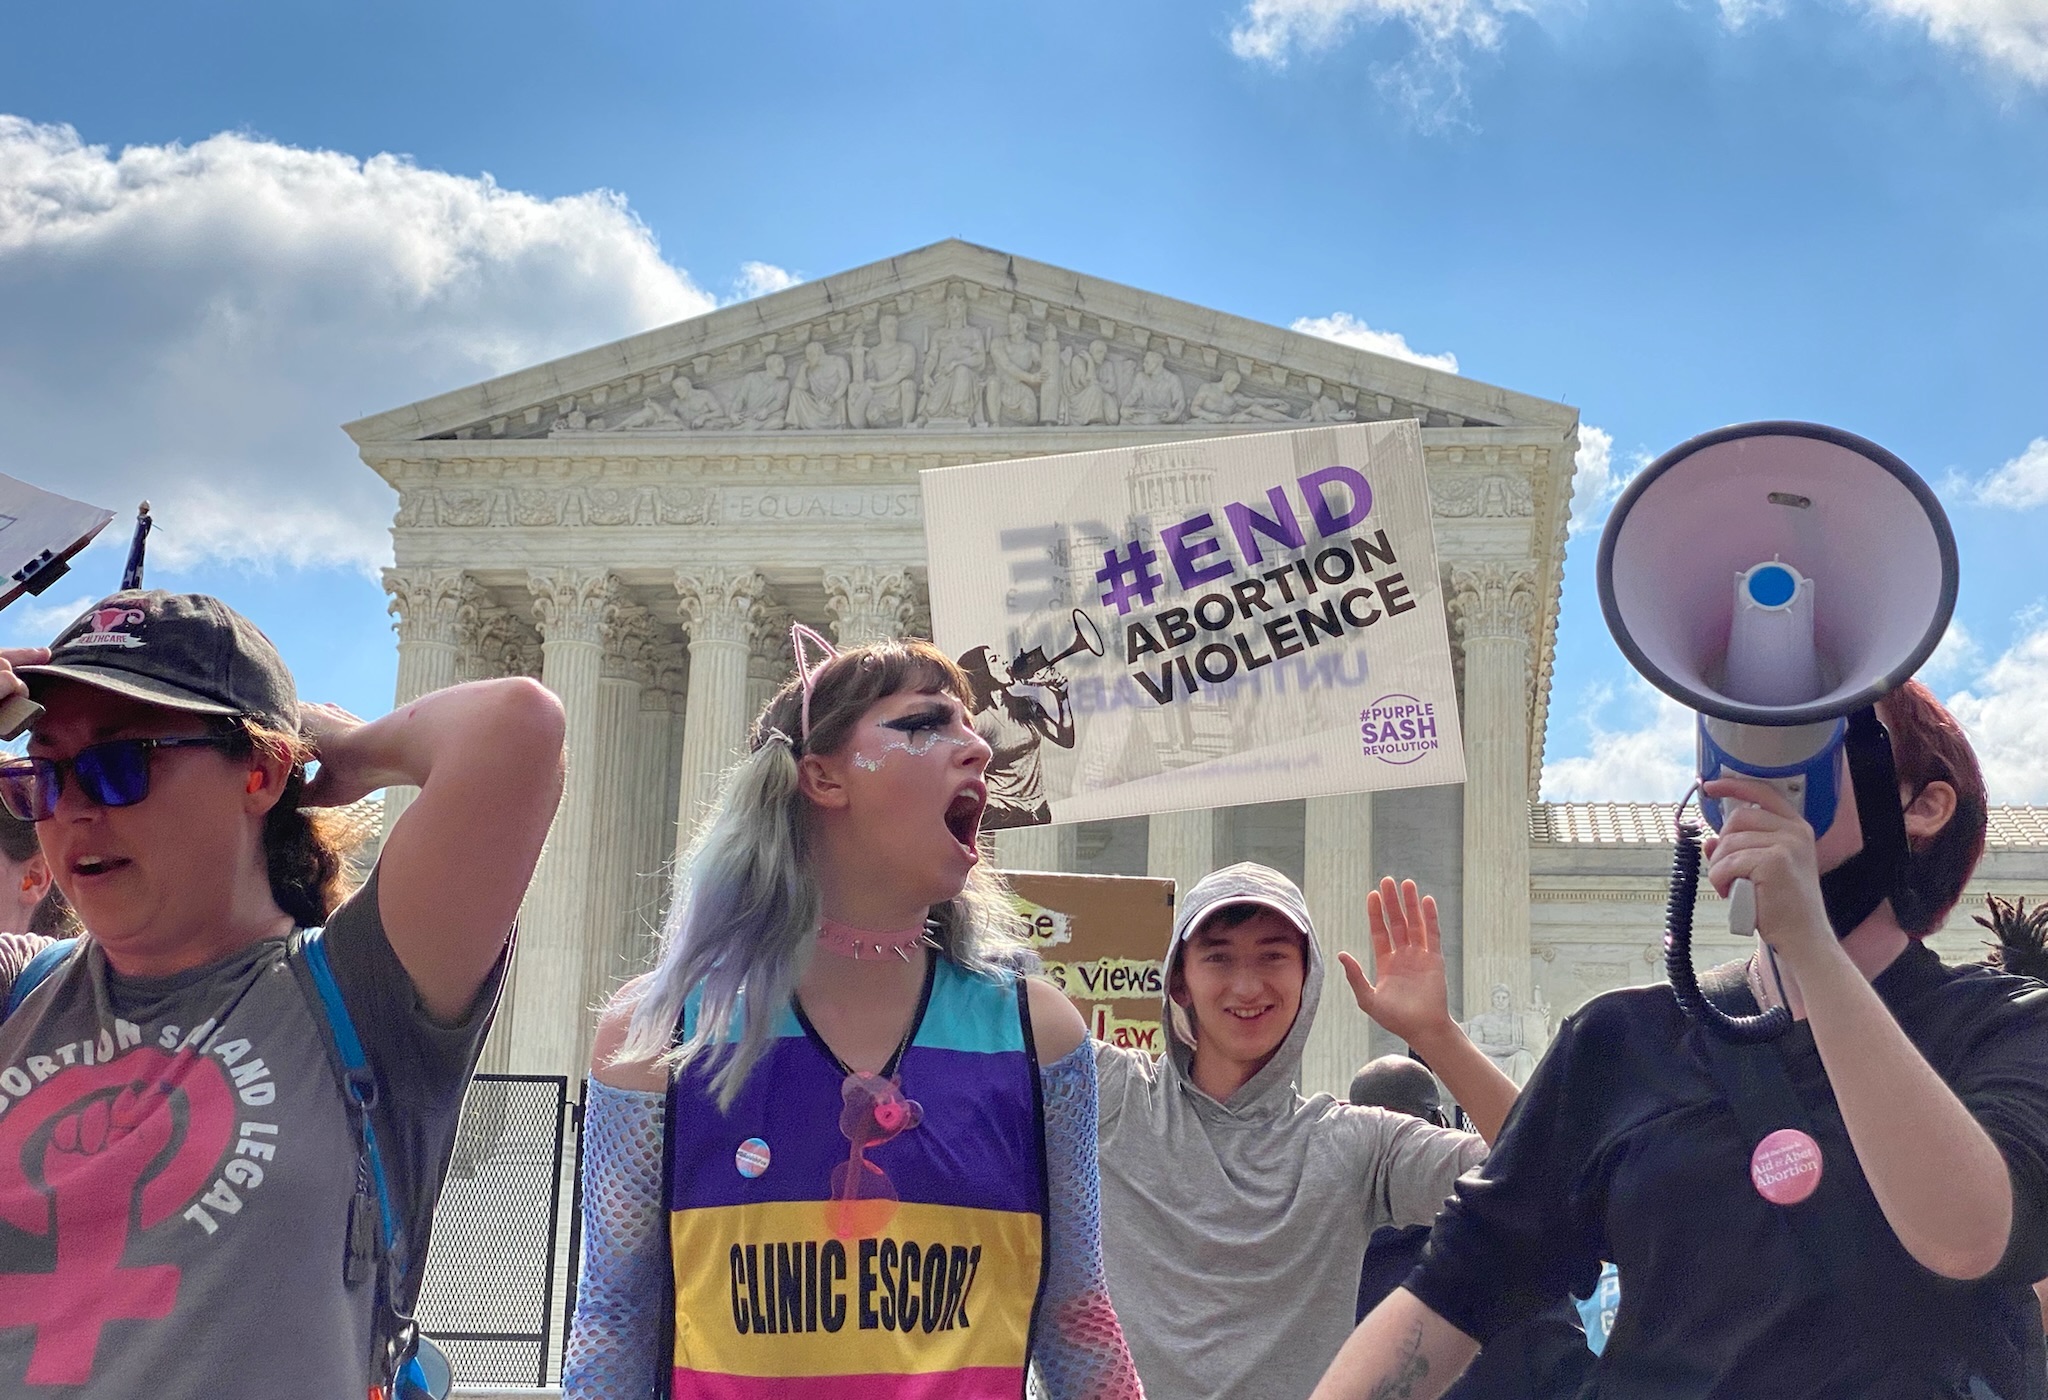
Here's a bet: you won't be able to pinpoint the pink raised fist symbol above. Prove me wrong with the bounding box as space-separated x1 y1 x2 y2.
0 1048 236 1386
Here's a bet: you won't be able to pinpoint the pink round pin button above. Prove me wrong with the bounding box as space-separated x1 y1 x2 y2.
736 1137 771 1179
1750 1127 1823 1205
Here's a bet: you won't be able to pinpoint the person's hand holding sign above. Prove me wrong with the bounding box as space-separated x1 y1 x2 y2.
1338 875 1520 1143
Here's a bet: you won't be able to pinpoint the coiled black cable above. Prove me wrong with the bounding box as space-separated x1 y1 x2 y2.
1666 817 1792 1043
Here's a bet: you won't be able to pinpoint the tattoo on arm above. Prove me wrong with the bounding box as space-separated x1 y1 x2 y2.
1367 1321 1432 1400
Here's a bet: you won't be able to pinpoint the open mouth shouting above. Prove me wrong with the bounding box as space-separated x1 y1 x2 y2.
944 783 987 860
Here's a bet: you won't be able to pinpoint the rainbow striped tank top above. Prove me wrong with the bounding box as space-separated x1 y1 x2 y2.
665 957 1048 1399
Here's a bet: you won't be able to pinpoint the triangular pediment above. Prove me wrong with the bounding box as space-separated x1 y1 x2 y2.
343 239 1574 446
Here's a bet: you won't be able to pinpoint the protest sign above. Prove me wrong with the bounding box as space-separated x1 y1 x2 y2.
0 475 115 611
1007 871 1175 1054
922 421 1465 827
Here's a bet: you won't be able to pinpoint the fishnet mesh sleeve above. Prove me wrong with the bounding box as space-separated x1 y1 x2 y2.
1033 1042 1146 1400
564 1079 667 1400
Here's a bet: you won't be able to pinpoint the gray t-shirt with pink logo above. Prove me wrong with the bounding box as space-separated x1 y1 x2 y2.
0 869 501 1398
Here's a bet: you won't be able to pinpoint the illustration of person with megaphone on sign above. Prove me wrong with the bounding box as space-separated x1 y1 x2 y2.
957 608 1103 828
1310 423 2048 1400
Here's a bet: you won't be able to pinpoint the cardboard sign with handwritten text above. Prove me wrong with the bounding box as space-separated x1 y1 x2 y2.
1008 871 1175 1055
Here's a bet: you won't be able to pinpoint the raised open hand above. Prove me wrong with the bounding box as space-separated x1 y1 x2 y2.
1337 876 1454 1046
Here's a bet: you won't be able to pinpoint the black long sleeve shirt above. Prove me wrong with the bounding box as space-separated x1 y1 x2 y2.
1407 944 2048 1399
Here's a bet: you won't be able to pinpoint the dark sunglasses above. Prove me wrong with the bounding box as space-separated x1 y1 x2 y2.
0 735 240 822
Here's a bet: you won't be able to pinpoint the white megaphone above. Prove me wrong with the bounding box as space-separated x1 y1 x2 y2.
1597 422 1958 1041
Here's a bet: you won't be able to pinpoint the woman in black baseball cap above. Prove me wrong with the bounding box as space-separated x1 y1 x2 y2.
0 589 564 1400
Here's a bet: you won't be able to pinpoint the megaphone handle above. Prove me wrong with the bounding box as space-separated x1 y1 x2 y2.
0 694 41 742
1728 877 1757 939
1667 824 1790 1044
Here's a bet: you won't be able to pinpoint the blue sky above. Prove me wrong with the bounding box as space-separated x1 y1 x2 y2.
3 0 2044 798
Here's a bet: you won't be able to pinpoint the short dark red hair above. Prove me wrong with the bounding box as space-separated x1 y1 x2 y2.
1876 680 1988 937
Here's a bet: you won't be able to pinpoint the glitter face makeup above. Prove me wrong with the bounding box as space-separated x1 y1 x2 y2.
851 704 975 772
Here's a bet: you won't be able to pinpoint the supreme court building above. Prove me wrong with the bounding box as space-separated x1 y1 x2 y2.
350 240 2048 1094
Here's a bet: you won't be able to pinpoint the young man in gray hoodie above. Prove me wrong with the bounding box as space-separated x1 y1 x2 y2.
1094 862 1520 1400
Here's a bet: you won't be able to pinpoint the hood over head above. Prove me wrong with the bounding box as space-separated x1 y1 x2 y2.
1162 861 1325 1110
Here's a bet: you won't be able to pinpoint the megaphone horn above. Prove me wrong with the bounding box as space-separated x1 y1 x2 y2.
1009 609 1106 680
1596 421 1959 1042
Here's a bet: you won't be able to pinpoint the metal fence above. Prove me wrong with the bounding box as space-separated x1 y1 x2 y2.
416 1073 575 1387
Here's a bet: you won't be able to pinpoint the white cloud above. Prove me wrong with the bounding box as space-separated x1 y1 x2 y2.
1231 0 1540 126
1948 611 2048 802
1290 312 1460 372
732 261 801 301
1230 0 1520 63
1920 618 1985 686
0 117 721 576
1566 425 1642 537
1233 0 2048 92
1717 0 1787 29
0 587 98 649
1540 679 1697 802
1974 436 2048 508
1850 0 2048 84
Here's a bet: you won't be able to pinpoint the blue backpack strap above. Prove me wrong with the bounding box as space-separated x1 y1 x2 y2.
298 928 435 1399
5 938 79 1017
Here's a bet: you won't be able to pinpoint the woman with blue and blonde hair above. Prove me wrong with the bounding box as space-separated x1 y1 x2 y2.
566 628 1143 1400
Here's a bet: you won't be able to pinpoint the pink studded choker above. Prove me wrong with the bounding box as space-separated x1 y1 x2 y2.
816 917 933 962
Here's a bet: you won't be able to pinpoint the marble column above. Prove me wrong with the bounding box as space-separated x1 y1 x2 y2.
510 567 620 1080
575 602 651 1072
1300 793 1374 1098
626 680 674 966
823 565 920 646
659 661 690 865
674 568 771 858
995 824 1077 873
1146 809 1216 901
748 607 796 722
1450 562 1539 1022
379 568 465 842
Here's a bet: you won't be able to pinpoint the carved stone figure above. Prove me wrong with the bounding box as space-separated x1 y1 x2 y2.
785 340 851 430
550 401 589 433
848 314 918 428
916 293 987 426
1038 323 1063 425
729 353 790 430
1463 983 1544 1086
1190 368 1299 424
1121 349 1187 426
609 389 682 431
674 376 729 430
986 310 1046 427
1307 392 1357 423
1057 343 1114 426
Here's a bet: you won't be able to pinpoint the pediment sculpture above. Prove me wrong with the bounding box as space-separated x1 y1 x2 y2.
493 284 1389 441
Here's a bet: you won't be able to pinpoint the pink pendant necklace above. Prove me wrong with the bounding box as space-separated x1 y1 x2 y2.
816 916 934 962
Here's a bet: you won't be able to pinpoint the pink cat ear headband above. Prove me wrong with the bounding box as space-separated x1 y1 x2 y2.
790 622 839 747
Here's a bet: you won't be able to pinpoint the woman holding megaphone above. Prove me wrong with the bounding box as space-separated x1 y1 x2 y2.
1308 657 2048 1400
1311 678 2048 1398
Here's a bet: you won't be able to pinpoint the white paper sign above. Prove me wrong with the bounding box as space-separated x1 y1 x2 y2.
921 421 1466 827
0 475 116 610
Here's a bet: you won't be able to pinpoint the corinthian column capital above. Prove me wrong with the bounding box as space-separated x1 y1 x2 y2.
674 568 773 648
601 602 657 684
822 565 921 646
382 567 468 646
1447 562 1539 646
527 568 621 647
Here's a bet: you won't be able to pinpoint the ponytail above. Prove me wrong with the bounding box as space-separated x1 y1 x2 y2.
229 721 354 929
